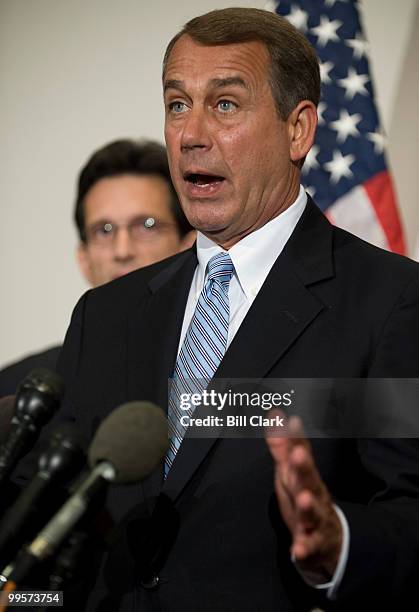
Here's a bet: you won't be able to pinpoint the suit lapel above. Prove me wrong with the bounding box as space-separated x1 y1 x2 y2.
126 249 197 408
125 249 198 502
163 199 335 501
216 256 324 379
219 198 334 378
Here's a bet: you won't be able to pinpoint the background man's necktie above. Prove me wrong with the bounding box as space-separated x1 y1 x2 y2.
165 251 234 476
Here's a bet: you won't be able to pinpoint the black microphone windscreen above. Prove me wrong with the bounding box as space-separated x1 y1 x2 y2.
88 401 169 484
37 423 87 477
13 368 64 429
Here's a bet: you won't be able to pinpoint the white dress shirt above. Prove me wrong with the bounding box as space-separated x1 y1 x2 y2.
179 185 307 350
177 185 348 597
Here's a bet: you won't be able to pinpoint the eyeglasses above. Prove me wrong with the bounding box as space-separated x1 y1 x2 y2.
84 216 178 246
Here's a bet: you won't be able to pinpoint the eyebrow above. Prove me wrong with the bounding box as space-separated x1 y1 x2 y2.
163 79 184 93
209 77 248 90
163 76 249 94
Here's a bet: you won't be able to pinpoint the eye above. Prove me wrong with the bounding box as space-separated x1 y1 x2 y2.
85 222 114 244
217 99 237 113
94 223 113 237
129 218 154 237
168 101 188 114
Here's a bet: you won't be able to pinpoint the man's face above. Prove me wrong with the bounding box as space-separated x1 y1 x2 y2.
77 174 184 286
163 35 302 248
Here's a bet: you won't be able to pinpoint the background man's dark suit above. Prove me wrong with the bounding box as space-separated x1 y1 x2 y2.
53 200 419 611
0 346 61 397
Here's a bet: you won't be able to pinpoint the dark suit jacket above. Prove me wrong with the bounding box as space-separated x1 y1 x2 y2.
51 200 419 611
0 345 61 397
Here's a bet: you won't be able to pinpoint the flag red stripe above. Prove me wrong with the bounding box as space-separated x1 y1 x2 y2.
363 171 406 255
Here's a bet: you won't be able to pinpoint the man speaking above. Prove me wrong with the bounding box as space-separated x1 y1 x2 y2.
54 8 419 611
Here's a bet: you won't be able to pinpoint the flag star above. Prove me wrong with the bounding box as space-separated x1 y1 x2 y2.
303 145 320 174
367 127 386 154
338 67 369 99
286 5 309 32
317 101 327 126
324 150 355 184
346 32 369 60
311 16 342 47
330 109 362 143
320 60 334 84
262 0 277 12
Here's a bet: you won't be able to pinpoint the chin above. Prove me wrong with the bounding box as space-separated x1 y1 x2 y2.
186 210 231 234
182 196 233 222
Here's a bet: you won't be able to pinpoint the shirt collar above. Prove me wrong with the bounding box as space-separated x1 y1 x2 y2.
196 186 307 299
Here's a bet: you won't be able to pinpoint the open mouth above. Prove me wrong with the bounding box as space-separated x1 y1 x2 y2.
184 172 225 187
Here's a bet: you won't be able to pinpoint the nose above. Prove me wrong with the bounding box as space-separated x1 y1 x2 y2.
112 227 135 262
180 107 212 152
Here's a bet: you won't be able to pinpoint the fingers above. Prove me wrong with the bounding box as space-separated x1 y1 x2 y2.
266 413 305 442
295 489 322 532
266 414 321 500
288 443 323 497
266 415 303 473
266 412 343 576
293 528 325 563
292 494 343 574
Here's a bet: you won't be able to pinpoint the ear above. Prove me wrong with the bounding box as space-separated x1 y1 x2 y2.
76 243 94 285
179 230 196 252
287 100 318 163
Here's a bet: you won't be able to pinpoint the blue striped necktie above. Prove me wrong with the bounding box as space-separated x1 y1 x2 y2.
165 251 234 476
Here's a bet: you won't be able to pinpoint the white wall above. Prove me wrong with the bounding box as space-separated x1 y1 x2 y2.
1 0 418 368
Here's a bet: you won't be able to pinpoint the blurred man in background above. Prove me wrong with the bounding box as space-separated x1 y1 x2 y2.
0 139 194 395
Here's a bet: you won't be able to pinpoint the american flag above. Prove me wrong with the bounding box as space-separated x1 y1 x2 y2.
272 0 405 254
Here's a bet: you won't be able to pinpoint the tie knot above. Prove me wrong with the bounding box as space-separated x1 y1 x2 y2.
207 252 234 289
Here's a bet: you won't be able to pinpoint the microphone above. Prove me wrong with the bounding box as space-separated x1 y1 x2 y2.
0 397 15 446
0 369 64 487
3 401 168 586
0 424 86 569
